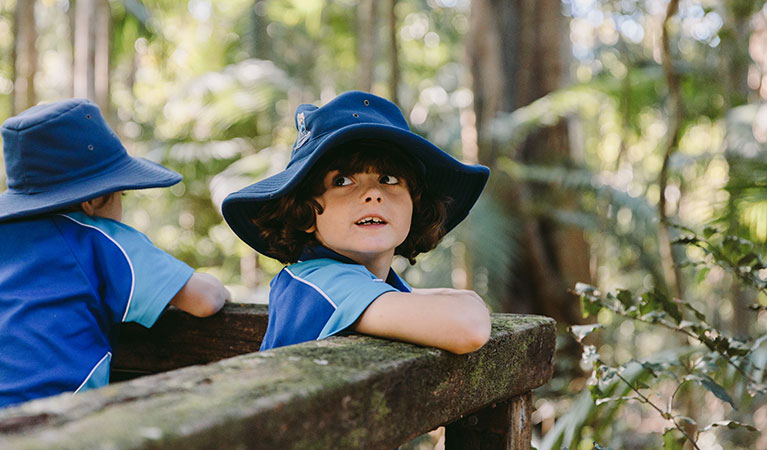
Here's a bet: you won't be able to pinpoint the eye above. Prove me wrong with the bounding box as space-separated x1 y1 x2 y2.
333 175 353 187
379 175 400 185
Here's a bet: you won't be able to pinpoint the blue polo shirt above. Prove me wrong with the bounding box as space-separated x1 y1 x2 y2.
260 246 411 351
0 212 194 408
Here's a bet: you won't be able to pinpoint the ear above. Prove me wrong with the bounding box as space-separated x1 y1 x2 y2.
80 199 96 216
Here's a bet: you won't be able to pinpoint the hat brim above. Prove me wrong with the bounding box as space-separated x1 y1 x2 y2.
0 156 181 222
222 122 490 258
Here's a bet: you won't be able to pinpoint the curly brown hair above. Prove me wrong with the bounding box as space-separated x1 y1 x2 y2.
252 140 451 264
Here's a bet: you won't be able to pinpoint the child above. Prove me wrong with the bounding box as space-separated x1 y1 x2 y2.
222 91 491 354
0 98 230 408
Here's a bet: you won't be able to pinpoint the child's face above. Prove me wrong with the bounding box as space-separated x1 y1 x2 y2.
308 169 413 267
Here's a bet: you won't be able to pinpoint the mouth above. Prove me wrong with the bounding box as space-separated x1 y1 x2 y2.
355 216 387 226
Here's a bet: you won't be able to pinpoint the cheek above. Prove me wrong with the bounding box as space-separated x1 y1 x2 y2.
401 195 414 229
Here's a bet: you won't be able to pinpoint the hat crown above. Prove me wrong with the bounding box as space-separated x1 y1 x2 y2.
1 99 126 193
290 91 409 163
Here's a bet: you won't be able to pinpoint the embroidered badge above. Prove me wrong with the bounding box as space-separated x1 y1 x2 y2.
294 112 311 150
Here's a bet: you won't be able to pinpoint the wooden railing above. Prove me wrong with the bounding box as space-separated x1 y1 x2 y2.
0 303 556 450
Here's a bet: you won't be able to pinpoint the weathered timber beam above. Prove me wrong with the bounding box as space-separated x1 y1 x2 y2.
445 392 533 450
112 303 268 377
0 314 555 450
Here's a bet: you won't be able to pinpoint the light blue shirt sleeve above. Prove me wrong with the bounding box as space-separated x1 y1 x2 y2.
67 213 194 327
289 259 399 339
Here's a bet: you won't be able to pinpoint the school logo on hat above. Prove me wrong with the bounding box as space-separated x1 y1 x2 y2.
0 98 182 222
222 90 491 259
294 112 311 151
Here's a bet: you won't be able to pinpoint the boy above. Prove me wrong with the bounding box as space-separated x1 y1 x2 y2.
222 91 491 354
0 99 230 408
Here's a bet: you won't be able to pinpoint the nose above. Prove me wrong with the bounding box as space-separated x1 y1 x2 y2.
361 179 382 203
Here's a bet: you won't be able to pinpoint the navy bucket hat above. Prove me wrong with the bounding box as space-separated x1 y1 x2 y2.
222 91 490 258
0 98 181 222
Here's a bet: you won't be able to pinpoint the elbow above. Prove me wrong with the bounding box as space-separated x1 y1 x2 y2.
193 295 225 317
194 286 228 317
187 279 229 318
171 272 229 317
451 312 491 355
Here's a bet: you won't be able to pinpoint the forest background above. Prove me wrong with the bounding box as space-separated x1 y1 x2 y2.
2 0 767 448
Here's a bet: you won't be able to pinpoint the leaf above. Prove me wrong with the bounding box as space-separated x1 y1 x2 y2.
581 345 600 366
640 361 668 378
686 374 735 409
737 252 759 267
662 429 685 450
581 293 602 318
747 381 767 397
599 366 618 383
726 339 751 357
675 415 697 426
569 324 602 342
679 300 707 322
574 282 600 297
700 421 759 433
616 289 634 309
694 266 711 284
640 310 668 323
750 333 767 351
639 289 681 323
594 395 636 406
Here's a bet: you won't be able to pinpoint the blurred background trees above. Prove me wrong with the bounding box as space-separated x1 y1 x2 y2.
1 0 767 448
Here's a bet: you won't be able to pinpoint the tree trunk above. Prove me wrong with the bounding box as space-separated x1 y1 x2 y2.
721 3 759 338
356 0 377 92
12 0 37 114
388 0 399 105
468 0 590 325
73 0 110 113
94 0 110 112
248 0 270 60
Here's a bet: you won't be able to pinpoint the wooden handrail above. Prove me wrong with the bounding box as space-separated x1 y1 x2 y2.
0 304 555 450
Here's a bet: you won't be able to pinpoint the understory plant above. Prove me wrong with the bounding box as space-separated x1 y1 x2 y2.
565 226 767 449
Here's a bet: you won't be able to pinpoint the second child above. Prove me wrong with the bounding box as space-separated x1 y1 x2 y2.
0 99 230 408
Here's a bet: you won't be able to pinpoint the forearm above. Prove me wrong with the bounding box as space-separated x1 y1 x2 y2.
170 272 230 317
354 289 491 354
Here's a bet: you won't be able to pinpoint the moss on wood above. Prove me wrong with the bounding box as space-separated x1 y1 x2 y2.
0 314 555 450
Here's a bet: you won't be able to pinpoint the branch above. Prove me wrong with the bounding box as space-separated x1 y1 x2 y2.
658 0 684 298
601 300 757 384
613 370 702 450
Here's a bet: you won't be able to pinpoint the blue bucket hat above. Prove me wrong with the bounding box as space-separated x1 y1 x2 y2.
222 91 490 257
0 98 181 222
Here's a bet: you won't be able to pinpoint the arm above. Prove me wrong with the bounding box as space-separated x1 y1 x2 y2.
170 272 230 317
353 288 491 354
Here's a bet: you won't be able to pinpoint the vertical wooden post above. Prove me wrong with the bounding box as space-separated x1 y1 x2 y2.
445 392 533 450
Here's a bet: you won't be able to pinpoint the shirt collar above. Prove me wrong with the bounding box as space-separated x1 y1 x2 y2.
298 246 411 292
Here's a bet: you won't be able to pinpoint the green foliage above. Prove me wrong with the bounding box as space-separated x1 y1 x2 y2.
559 228 767 449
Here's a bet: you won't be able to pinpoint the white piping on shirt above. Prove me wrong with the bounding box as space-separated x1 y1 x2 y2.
73 351 112 395
58 214 136 321
283 267 338 309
